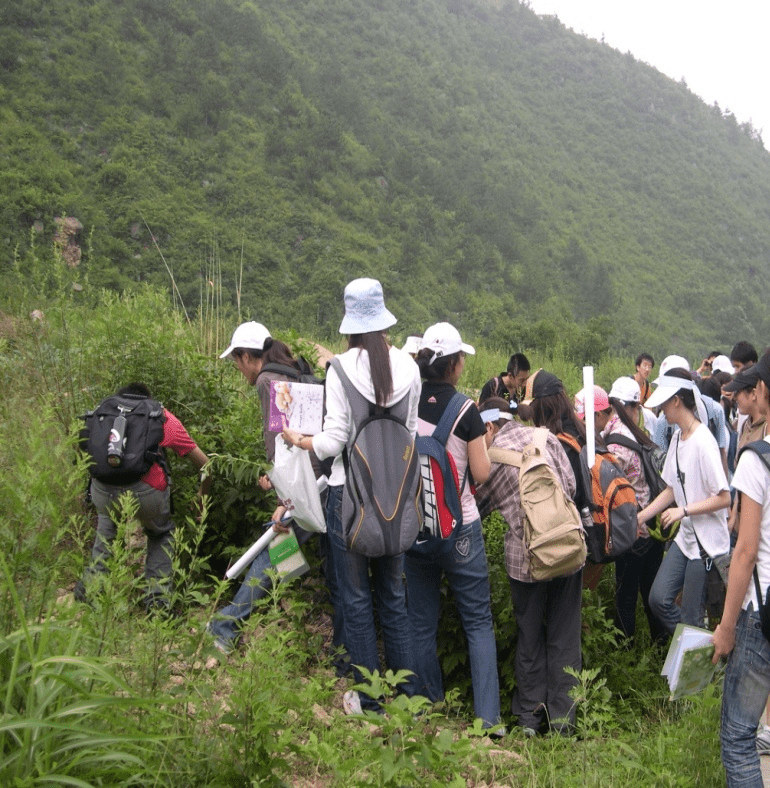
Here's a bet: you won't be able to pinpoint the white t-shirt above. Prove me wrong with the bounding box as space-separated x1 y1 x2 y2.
312 346 421 486
662 423 730 560
731 436 770 611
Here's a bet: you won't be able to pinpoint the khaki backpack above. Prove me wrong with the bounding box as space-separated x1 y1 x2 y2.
488 428 586 581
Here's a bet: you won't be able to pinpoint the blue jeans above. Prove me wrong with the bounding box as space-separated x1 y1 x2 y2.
326 485 415 711
404 518 500 727
721 608 770 788
648 541 706 634
210 526 342 650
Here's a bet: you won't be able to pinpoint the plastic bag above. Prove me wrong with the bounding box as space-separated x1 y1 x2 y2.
269 436 326 533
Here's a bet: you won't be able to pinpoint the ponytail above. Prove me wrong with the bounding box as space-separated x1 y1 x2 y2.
349 332 393 407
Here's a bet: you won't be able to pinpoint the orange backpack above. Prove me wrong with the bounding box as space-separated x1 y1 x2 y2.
558 433 638 563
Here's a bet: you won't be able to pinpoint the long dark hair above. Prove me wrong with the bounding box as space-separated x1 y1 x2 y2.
415 349 461 383
349 332 393 407
531 390 587 442
700 371 732 423
608 398 654 447
233 337 302 371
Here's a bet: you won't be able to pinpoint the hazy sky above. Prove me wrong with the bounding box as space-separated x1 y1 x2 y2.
524 0 770 147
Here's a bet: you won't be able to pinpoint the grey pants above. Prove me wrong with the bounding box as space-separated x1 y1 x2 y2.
85 478 174 598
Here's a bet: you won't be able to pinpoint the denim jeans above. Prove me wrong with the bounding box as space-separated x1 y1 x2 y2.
209 524 319 648
648 541 706 634
721 607 770 788
85 478 174 599
404 518 501 727
326 484 415 711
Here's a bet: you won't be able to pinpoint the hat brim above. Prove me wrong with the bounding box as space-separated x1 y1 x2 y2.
461 342 475 355
219 343 237 359
338 308 397 335
722 377 756 393
644 385 677 410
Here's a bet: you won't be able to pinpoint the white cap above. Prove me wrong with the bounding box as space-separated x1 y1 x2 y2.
711 354 735 375
608 376 641 404
421 322 475 363
219 321 271 359
659 354 690 376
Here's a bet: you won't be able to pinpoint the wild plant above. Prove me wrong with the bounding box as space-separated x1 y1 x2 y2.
0 556 171 787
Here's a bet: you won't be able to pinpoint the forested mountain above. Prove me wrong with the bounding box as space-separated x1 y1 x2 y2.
3 0 769 358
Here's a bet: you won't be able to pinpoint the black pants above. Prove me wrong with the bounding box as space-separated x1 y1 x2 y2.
509 569 583 733
614 536 666 645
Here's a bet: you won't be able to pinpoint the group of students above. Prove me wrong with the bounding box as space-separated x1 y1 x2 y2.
74 275 770 782
218 280 770 775
563 344 770 787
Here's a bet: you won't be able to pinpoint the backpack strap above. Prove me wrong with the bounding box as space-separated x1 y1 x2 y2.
432 393 472 447
488 446 523 468
737 440 770 473
488 428 550 468
605 433 642 454
754 566 766 618
328 357 373 436
531 428 550 456
557 432 582 455
260 362 302 381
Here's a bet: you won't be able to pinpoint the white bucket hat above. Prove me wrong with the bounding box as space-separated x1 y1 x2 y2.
338 278 397 335
219 321 271 359
608 376 641 404
421 322 475 363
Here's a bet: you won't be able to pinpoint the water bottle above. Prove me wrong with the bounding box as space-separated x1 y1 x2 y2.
107 414 127 466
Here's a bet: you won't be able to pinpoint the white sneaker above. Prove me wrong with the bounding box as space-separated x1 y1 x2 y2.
756 724 770 755
206 623 234 656
343 689 363 715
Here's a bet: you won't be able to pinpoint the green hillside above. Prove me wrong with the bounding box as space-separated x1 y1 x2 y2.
2 0 769 358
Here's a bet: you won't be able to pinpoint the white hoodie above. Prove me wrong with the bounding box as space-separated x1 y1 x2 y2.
311 345 421 486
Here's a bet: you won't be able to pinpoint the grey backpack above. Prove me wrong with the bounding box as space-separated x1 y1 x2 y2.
330 358 422 557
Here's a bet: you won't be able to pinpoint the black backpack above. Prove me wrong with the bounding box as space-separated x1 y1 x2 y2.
605 433 667 501
80 394 166 485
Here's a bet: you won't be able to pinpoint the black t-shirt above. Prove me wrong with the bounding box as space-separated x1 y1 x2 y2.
419 382 486 443
479 373 509 405
479 374 521 407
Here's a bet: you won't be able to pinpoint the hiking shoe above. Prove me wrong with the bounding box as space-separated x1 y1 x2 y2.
145 595 176 619
332 650 352 678
756 724 770 755
343 690 363 715
73 580 88 604
522 727 538 739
